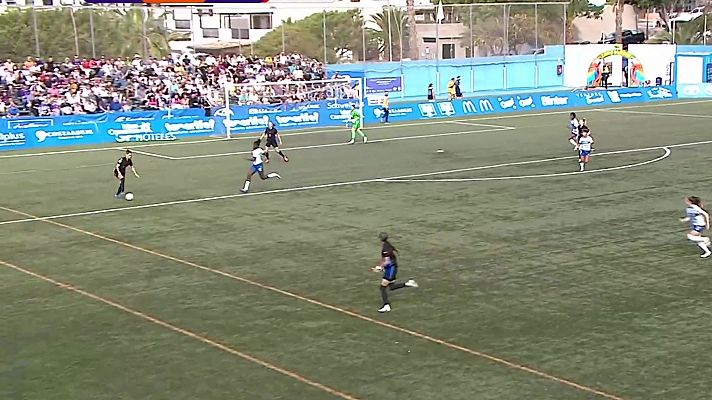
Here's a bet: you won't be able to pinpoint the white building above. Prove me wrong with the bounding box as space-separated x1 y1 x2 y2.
161 0 433 51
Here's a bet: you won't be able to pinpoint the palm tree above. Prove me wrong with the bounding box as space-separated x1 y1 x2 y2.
112 8 173 58
610 0 625 44
648 14 711 44
371 9 408 61
406 0 418 59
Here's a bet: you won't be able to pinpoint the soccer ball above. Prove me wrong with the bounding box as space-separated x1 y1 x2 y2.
124 192 134 201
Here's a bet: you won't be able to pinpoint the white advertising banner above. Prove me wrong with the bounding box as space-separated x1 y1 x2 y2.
565 44 676 88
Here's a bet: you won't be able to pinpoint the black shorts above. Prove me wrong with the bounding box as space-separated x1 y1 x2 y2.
382 265 397 281
114 170 124 179
266 139 279 148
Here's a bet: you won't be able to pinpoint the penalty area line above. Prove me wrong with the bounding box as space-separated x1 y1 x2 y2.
170 126 514 160
1 99 710 160
384 147 671 182
2 140 710 226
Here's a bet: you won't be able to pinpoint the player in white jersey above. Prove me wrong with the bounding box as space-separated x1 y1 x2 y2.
577 129 594 172
568 112 580 150
679 196 711 258
240 139 281 193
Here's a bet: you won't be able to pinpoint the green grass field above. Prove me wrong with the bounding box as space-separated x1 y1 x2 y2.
2 99 712 400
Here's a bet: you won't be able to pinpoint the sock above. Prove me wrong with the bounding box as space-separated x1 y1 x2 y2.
267 172 279 179
278 151 285 158
579 162 585 171
380 286 389 305
358 129 366 138
688 234 711 252
265 152 270 160
242 180 250 191
116 179 125 195
389 281 406 291
351 128 356 140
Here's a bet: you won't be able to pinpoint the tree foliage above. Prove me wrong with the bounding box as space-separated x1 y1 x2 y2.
0 8 174 61
252 10 381 63
448 0 602 55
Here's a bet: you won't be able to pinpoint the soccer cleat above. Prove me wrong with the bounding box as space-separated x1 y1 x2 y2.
347 140 355 145
114 194 122 199
240 189 248 193
405 279 418 288
701 251 711 258
363 136 368 144
378 304 391 313
265 159 271 164
283 156 289 162
273 173 282 179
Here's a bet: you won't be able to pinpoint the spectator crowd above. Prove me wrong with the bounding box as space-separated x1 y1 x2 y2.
0 52 355 118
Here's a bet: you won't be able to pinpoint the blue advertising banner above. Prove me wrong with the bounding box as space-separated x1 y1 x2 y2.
365 77 403 94
211 99 358 135
0 86 677 152
365 86 676 123
677 83 712 98
1 109 215 150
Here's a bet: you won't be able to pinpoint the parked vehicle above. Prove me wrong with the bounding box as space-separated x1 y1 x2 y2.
598 30 647 45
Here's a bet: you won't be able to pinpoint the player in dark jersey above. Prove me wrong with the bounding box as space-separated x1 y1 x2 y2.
259 121 289 163
371 232 418 313
114 149 140 198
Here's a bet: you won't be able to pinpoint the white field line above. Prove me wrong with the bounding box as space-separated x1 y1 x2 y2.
384 147 670 182
3 140 710 226
170 126 515 160
130 149 179 160
450 121 514 128
0 163 113 176
597 109 712 119
1 99 710 160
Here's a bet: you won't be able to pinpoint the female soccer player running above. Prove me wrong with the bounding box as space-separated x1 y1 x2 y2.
679 196 712 258
371 232 418 313
577 129 594 172
568 112 580 150
260 121 289 163
240 139 281 193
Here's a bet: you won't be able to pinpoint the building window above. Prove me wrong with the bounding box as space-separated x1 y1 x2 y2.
442 43 455 59
202 28 219 38
250 13 272 30
199 13 219 29
174 19 191 30
222 14 249 29
5 0 17 5
42 0 53 5
423 37 436 43
231 29 249 40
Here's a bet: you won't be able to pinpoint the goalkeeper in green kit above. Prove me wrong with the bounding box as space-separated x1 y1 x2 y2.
347 104 367 144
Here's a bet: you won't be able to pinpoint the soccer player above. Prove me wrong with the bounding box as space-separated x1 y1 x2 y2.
347 104 367 145
568 112 580 150
371 232 418 313
114 149 139 199
260 121 289 163
577 129 594 172
679 196 712 258
240 139 281 193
